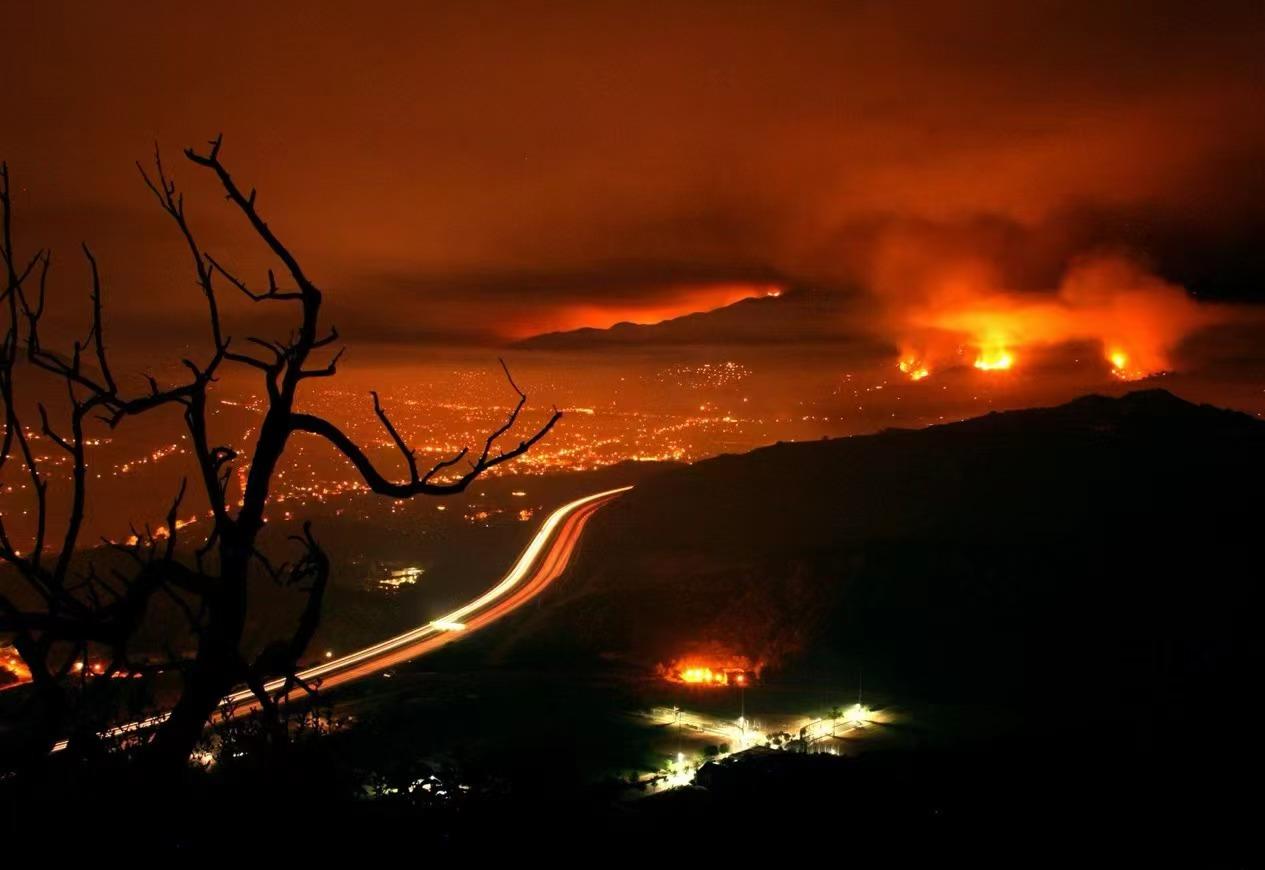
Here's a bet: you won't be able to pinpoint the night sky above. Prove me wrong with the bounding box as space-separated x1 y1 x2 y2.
2 1 1262 353
3 10 1264 842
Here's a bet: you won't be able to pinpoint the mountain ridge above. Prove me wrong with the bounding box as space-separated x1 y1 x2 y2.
511 286 880 350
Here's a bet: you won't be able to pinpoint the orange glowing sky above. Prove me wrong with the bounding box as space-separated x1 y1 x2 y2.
507 283 782 338
0 2 1261 356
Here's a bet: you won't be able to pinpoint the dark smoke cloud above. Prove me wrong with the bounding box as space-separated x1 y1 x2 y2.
0 1 1260 352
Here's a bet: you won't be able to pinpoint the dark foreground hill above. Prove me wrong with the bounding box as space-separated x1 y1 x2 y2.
463 389 1260 852
506 389 1261 716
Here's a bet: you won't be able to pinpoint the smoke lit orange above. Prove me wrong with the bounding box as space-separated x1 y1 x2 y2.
895 255 1229 381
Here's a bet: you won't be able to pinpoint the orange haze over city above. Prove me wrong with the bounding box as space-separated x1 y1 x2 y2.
0 2 1260 358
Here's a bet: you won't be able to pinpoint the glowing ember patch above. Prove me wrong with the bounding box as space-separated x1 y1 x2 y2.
973 348 1014 371
898 359 930 381
0 644 32 687
1108 349 1147 381
663 654 759 687
677 666 749 686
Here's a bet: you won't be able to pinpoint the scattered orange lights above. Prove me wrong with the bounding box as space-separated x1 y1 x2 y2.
120 514 200 547
63 658 141 679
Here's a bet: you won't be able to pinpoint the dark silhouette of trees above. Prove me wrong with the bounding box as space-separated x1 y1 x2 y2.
0 137 560 776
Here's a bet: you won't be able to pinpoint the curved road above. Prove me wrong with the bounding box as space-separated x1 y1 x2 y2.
52 485 629 752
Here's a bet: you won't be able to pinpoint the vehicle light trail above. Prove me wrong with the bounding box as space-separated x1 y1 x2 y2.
51 485 630 753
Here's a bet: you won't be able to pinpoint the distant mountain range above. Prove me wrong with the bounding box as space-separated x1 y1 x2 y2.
512 286 884 350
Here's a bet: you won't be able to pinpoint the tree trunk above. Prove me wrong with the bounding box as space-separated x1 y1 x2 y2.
139 548 249 777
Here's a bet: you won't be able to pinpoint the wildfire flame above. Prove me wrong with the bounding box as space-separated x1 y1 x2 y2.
973 346 1014 371
0 645 32 687
663 654 758 688
679 666 741 686
675 666 751 687
898 358 930 381
1108 349 1148 381
888 254 1230 382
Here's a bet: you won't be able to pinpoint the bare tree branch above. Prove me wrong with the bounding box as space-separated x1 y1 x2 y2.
291 378 562 497
0 138 561 771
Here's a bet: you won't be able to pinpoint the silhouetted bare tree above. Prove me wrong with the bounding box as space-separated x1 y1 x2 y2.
0 138 560 776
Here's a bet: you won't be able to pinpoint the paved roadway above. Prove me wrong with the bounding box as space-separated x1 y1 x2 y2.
51 485 630 752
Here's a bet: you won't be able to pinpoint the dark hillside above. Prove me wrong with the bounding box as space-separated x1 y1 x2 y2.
503 391 1261 725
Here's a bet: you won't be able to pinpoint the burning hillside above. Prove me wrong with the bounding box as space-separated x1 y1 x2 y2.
497 390 1262 709
660 651 761 687
889 254 1236 383
0 644 32 689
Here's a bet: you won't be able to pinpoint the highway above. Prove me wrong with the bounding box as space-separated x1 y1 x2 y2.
51 485 630 752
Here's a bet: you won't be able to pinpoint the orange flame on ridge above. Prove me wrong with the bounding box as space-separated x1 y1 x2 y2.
894 254 1228 379
662 654 759 688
